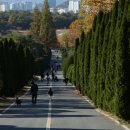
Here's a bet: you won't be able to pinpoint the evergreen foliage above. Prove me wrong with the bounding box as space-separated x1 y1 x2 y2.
30 6 41 40
0 35 51 96
62 54 74 78
39 0 57 47
30 0 57 47
66 0 130 120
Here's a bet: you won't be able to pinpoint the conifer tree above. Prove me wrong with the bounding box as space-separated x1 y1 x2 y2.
114 15 128 118
89 12 102 103
83 31 91 95
104 2 118 112
40 0 57 47
79 31 85 94
74 38 80 89
30 6 41 40
96 13 106 107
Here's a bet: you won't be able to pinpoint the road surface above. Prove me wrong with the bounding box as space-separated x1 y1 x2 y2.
0 50 128 130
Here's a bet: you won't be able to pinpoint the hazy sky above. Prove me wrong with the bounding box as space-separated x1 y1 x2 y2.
0 0 68 5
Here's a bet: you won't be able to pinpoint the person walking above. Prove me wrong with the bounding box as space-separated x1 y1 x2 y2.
46 76 50 85
41 73 44 81
51 71 55 81
64 78 69 86
31 81 38 104
48 88 53 99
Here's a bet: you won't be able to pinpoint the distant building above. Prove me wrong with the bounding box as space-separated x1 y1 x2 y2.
10 2 32 11
0 2 10 12
56 0 69 14
69 0 80 13
10 3 16 10
57 8 68 14
50 8 57 13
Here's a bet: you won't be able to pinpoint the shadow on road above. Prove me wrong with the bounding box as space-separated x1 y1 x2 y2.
0 125 109 130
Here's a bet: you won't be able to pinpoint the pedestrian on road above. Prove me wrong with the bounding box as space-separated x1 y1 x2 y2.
54 76 59 82
46 72 49 77
48 88 53 99
41 73 44 81
46 76 50 85
31 81 38 104
64 78 69 86
52 71 55 81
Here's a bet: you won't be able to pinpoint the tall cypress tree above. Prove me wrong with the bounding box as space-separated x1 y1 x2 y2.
96 13 106 107
40 0 57 47
79 31 85 94
83 31 91 96
74 38 80 89
30 6 41 40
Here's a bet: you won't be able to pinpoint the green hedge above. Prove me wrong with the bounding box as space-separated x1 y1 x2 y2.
0 36 51 96
69 0 130 120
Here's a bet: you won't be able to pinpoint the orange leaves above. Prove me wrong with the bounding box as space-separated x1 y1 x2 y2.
83 12 95 31
81 0 115 13
66 0 116 48
68 20 81 47
79 0 115 32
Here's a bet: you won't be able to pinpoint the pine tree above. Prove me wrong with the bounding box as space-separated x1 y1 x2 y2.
79 31 85 94
83 31 91 96
104 2 118 113
96 12 106 107
74 38 80 89
30 6 41 40
40 0 57 47
89 12 102 103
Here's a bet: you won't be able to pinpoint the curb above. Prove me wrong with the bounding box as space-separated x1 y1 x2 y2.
82 96 130 130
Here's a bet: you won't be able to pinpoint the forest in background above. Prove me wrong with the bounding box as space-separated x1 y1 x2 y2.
0 11 77 35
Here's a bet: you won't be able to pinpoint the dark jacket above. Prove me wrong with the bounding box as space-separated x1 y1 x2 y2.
31 83 38 95
48 88 53 96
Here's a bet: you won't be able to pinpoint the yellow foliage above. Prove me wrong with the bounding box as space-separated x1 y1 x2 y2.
67 0 116 47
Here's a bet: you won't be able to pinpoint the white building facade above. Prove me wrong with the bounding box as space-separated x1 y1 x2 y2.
57 8 68 14
0 2 32 12
69 0 80 13
10 2 32 11
0 2 10 12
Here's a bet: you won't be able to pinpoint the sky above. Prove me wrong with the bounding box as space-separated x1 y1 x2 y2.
0 0 68 5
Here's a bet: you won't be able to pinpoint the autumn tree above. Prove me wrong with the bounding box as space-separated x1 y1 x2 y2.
30 6 41 40
39 0 57 47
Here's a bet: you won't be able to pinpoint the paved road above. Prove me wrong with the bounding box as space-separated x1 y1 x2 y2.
0 50 128 130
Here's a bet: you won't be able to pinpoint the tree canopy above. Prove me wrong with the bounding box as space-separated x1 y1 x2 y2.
39 0 57 47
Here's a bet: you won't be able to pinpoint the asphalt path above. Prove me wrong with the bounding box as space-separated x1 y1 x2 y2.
0 50 128 130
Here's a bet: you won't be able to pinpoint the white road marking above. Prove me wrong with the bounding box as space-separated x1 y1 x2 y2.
0 87 30 115
46 100 52 130
46 83 52 130
2 102 15 114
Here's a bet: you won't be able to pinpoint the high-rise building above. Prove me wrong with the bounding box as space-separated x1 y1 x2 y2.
0 2 10 12
10 2 32 11
69 0 80 13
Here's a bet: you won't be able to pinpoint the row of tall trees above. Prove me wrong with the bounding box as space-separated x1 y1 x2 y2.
0 11 77 35
0 35 51 96
30 0 57 47
65 0 130 119
0 37 33 96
